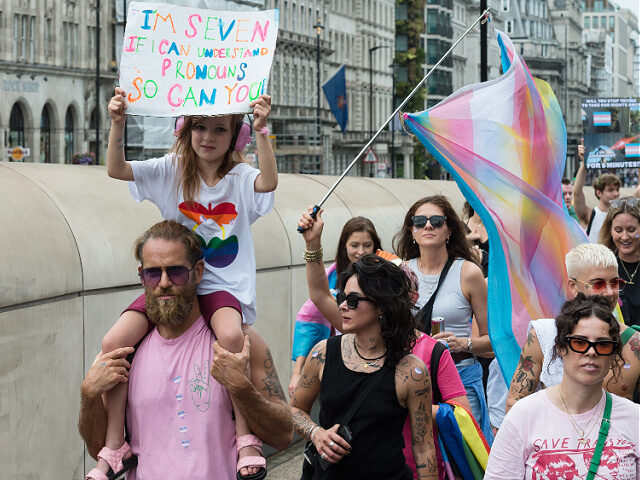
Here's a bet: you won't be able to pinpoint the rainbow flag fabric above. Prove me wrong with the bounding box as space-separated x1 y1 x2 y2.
403 28 588 383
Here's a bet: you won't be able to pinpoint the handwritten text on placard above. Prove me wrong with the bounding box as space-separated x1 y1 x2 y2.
119 2 279 116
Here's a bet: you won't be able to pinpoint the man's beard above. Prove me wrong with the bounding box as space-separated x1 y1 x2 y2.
145 281 197 328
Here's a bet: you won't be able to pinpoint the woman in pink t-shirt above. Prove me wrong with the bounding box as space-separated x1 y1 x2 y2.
486 294 640 480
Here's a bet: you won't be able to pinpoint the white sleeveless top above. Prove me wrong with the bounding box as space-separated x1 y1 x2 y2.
587 206 607 243
529 318 563 387
409 257 473 340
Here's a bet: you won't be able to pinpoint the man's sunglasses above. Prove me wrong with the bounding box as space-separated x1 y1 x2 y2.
335 291 373 309
571 277 627 292
411 215 447 229
139 265 195 287
610 198 639 209
566 336 618 356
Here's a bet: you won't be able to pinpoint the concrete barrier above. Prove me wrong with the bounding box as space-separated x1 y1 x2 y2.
0 161 619 477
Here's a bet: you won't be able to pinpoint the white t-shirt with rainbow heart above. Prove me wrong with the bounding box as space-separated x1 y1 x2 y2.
129 155 274 325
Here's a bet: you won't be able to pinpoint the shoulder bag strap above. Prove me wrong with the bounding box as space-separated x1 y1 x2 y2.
586 208 596 236
416 257 455 333
620 326 638 346
430 340 446 404
341 366 390 427
586 392 612 480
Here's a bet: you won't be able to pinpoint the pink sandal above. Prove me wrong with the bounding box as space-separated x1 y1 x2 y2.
85 442 137 480
236 434 267 480
85 469 108 480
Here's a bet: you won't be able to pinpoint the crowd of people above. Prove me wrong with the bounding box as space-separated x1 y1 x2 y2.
77 92 639 480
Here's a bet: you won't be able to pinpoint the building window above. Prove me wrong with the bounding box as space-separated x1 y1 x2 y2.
9 103 25 148
40 106 51 163
63 22 68 66
29 16 35 62
507 20 513 33
594 0 603 11
592 16 598 28
65 107 74 164
13 14 18 59
88 26 96 61
609 16 614 29
396 34 408 52
395 3 408 19
600 16 606 28
21 15 27 61
397 65 408 82
45 19 52 57
584 16 589 28
502 0 510 11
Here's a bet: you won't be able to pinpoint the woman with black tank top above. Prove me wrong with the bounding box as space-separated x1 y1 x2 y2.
292 212 437 480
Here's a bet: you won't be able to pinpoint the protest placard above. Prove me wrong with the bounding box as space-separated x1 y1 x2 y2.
581 97 640 169
119 2 279 116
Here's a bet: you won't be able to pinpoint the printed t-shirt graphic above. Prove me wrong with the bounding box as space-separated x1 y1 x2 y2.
179 201 239 267
128 156 274 325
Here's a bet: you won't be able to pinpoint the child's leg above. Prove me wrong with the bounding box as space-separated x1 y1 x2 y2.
88 310 149 478
210 308 263 477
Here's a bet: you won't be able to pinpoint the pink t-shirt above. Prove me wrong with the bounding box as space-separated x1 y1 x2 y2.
403 333 468 479
485 389 640 480
126 317 236 479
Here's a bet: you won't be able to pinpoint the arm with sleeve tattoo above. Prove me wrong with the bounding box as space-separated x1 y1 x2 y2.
399 356 438 480
289 340 325 439
505 327 543 413
216 330 293 450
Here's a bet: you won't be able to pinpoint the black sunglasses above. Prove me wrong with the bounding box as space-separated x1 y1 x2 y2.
139 265 195 287
335 290 373 309
565 336 618 356
411 215 447 229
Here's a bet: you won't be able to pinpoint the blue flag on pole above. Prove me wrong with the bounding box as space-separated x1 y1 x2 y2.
322 65 348 133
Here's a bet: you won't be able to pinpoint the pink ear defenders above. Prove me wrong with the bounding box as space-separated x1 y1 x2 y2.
174 116 252 151
233 119 252 151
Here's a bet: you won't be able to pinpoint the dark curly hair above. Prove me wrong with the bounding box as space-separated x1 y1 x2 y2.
550 293 623 383
393 195 476 264
335 217 382 275
340 254 417 368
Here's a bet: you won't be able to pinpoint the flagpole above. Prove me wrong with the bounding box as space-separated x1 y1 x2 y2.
298 8 492 231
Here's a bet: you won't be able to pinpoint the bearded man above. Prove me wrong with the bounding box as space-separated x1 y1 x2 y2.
78 220 292 478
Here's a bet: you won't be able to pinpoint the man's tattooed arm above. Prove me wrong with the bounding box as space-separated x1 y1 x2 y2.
228 328 293 450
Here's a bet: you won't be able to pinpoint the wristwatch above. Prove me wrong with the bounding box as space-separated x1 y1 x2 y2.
466 337 473 352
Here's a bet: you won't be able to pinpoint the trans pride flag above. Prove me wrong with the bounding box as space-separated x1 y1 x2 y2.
403 29 588 383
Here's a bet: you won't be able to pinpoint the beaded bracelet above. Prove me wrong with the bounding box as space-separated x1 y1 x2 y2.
309 425 320 441
303 247 323 263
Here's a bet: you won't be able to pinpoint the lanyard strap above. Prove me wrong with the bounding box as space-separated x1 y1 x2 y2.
586 391 612 480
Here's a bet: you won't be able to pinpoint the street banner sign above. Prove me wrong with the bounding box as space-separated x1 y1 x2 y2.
120 2 279 116
581 97 640 169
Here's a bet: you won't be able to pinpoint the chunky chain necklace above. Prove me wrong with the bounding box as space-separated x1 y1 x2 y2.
620 259 640 285
353 336 386 368
558 387 605 447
